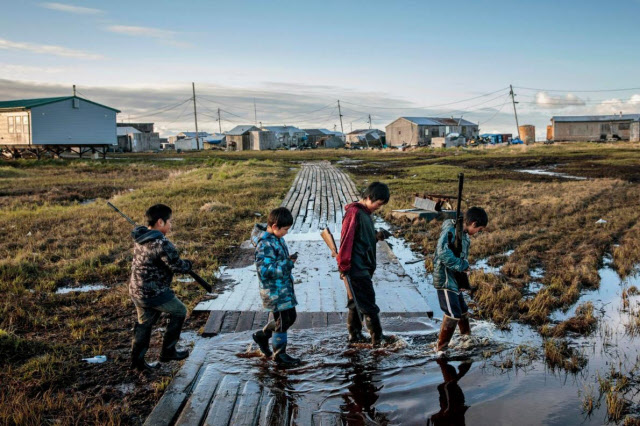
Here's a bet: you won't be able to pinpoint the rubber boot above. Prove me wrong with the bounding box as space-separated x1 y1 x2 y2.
458 313 471 335
436 315 459 358
272 333 301 368
252 329 273 357
159 315 189 362
365 313 388 347
131 322 159 371
347 302 368 344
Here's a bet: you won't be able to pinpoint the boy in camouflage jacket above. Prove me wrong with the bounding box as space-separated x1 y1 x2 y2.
251 207 301 368
129 204 193 371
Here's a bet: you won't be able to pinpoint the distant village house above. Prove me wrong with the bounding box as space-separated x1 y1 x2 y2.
116 122 161 152
385 117 479 147
549 114 640 142
345 129 385 147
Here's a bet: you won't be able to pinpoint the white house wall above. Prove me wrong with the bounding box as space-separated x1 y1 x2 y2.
30 99 117 145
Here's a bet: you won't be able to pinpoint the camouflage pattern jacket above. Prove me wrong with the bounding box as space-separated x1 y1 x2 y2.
433 219 470 293
129 226 192 307
252 227 297 312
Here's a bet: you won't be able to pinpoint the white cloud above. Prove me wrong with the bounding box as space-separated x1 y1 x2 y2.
105 25 190 47
40 2 104 15
595 94 640 114
535 91 585 109
0 38 104 60
0 64 67 77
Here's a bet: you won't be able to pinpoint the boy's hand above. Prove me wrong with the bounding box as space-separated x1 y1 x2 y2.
376 229 392 241
290 252 298 263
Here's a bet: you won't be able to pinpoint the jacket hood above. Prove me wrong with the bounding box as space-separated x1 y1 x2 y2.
441 219 456 231
345 202 371 214
251 223 271 247
132 225 164 244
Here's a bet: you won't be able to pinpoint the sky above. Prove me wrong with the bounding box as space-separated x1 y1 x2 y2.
1 0 640 138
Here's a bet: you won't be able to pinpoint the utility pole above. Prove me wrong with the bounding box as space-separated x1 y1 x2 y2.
192 82 200 150
217 108 222 134
368 114 372 129
253 98 258 126
337 100 344 138
510 84 521 140
72 85 76 96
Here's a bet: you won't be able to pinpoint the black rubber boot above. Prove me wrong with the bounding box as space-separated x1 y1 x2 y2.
347 304 368 344
365 313 388 347
131 323 159 371
159 315 189 362
252 330 273 357
273 343 301 368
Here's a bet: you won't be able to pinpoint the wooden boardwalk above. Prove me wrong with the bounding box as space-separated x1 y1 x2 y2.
147 162 433 425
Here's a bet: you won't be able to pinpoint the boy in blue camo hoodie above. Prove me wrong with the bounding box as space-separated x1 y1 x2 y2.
251 207 301 368
433 206 488 358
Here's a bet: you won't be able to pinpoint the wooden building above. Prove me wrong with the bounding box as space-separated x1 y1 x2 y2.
550 114 640 142
385 117 479 147
0 96 119 157
116 122 161 152
346 129 385 147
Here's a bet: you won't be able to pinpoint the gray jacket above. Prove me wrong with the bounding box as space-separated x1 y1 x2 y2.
129 226 192 307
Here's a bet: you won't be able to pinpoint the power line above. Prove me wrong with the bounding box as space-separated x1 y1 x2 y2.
514 85 640 93
127 98 192 120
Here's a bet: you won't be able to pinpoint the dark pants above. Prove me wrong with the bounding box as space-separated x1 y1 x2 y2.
437 289 468 319
264 307 297 335
347 275 383 341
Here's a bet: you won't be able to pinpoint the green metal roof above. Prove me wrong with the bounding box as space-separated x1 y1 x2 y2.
0 96 121 112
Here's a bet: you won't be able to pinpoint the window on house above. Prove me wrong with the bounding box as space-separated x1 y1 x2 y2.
23 116 29 133
15 116 22 133
601 124 611 133
619 123 630 130
8 116 14 134
398 130 401 135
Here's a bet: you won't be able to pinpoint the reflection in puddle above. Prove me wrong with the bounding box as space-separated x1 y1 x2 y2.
516 168 587 180
56 284 107 294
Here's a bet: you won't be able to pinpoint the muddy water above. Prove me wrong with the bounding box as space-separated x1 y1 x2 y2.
201 261 640 425
198 215 640 424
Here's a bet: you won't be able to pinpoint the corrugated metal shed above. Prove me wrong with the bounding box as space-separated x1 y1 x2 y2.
402 117 478 126
179 131 211 138
117 126 142 136
552 114 640 122
226 125 259 136
0 96 120 112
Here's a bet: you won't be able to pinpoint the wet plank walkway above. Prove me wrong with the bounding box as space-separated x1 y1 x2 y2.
146 161 433 425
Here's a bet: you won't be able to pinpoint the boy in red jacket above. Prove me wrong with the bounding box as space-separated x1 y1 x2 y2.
337 182 390 346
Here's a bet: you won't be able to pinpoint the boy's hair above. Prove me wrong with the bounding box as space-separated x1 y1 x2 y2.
362 182 390 204
267 207 294 228
146 204 172 227
464 207 488 227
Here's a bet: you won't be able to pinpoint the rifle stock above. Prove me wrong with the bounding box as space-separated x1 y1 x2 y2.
320 228 355 301
450 174 471 290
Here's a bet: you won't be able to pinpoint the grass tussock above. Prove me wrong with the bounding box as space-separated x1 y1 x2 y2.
543 339 587 373
540 302 597 337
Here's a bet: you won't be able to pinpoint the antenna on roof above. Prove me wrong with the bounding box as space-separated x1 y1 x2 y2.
73 85 76 97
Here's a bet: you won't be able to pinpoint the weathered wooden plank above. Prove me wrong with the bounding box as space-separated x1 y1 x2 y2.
174 366 223 426
311 312 328 329
281 167 303 209
327 312 344 326
257 389 276 426
229 380 263 426
220 311 241 334
203 310 226 337
290 312 313 330
314 412 341 426
202 375 241 426
235 310 257 333
252 311 271 331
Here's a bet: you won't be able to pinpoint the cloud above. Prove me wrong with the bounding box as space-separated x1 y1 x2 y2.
40 2 104 15
535 91 585 109
595 94 640 114
0 63 67 77
0 38 104 60
105 25 190 47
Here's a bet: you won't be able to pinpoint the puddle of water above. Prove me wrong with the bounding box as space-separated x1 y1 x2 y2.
56 284 108 294
79 198 96 205
516 168 587 180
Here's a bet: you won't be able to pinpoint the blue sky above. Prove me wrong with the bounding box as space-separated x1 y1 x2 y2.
2 0 640 137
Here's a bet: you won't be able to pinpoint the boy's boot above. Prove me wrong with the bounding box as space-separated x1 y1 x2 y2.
436 315 459 358
458 313 471 335
272 332 301 368
131 323 159 371
160 315 189 362
347 302 368 343
365 313 388 347
252 328 273 357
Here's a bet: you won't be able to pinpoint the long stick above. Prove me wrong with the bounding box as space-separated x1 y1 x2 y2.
106 202 213 293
